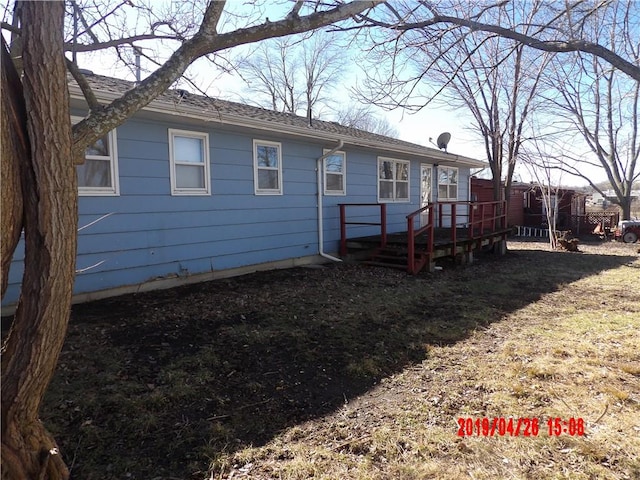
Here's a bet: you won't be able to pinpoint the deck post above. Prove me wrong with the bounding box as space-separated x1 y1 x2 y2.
481 203 487 234
456 251 474 265
492 203 497 231
494 238 507 255
407 215 415 274
451 203 457 259
428 207 434 259
380 203 387 248
469 203 475 239
339 204 347 256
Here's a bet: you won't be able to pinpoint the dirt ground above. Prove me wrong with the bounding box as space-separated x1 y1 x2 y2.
10 238 638 479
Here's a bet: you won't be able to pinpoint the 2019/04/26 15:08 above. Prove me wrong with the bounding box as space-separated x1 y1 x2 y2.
457 417 586 437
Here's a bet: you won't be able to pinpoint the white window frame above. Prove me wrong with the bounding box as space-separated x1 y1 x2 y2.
73 116 120 196
377 157 410 203
253 140 283 195
438 166 459 201
323 149 346 196
168 129 211 196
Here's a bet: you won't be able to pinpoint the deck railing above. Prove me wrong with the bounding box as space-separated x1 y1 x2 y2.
340 200 508 274
406 205 434 275
406 200 507 273
467 200 507 240
339 203 387 256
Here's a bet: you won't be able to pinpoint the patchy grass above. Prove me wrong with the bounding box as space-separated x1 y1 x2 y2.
31 239 639 479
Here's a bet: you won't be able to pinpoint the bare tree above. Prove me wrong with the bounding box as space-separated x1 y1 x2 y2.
335 103 399 137
237 31 346 122
0 1 382 478
541 1 639 220
358 1 551 203
521 137 566 249
357 0 640 82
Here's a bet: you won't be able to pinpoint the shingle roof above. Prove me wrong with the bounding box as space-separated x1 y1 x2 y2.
70 73 485 167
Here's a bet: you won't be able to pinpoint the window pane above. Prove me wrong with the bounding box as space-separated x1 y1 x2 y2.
379 181 393 199
77 159 111 187
257 145 279 168
326 173 343 192
439 169 449 185
396 162 409 181
174 136 203 164
449 184 457 199
258 169 279 190
86 136 109 157
439 185 448 198
449 169 457 184
176 164 205 188
396 182 409 200
325 155 343 173
379 161 393 180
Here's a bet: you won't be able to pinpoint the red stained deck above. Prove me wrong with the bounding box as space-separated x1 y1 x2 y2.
339 201 511 274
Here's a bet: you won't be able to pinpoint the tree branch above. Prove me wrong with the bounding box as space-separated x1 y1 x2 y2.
0 21 19 35
359 10 640 82
62 34 181 52
72 1 384 152
65 57 100 112
426 15 640 82
200 0 227 37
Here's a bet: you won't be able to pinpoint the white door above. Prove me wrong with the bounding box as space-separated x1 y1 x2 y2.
420 164 432 227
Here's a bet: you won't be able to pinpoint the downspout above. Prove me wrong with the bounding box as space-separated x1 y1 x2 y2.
317 140 344 262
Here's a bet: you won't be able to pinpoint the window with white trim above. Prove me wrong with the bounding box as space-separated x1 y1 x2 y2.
168 129 210 196
253 140 282 195
438 166 458 201
378 157 409 202
323 150 346 195
73 117 119 196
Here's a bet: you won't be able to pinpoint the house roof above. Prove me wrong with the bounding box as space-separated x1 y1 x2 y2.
69 73 486 168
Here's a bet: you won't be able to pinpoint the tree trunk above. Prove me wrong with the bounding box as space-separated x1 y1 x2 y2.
1 2 76 479
0 36 26 298
620 198 632 221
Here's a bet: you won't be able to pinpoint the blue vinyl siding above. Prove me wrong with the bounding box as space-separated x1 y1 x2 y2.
2 113 473 311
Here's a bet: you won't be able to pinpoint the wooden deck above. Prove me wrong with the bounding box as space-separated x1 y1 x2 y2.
344 227 511 268
339 201 510 274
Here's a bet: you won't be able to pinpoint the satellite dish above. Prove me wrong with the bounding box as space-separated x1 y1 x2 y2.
436 132 451 152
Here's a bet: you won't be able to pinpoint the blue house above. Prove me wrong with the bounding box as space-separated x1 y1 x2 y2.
1 74 485 314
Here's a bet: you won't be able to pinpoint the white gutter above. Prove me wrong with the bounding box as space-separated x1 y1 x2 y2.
317 140 344 262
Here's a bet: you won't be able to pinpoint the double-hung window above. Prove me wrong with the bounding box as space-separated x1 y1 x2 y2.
168 129 210 195
378 157 409 202
254 140 282 195
323 150 346 195
74 117 119 196
438 166 458 201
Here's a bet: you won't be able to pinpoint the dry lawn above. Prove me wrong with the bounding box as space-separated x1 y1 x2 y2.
210 241 640 480
34 239 639 480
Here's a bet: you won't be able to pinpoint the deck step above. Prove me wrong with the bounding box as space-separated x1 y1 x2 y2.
362 260 407 270
372 254 407 261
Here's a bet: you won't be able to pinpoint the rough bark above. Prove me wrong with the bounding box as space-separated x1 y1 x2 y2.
1 2 76 479
0 36 26 298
